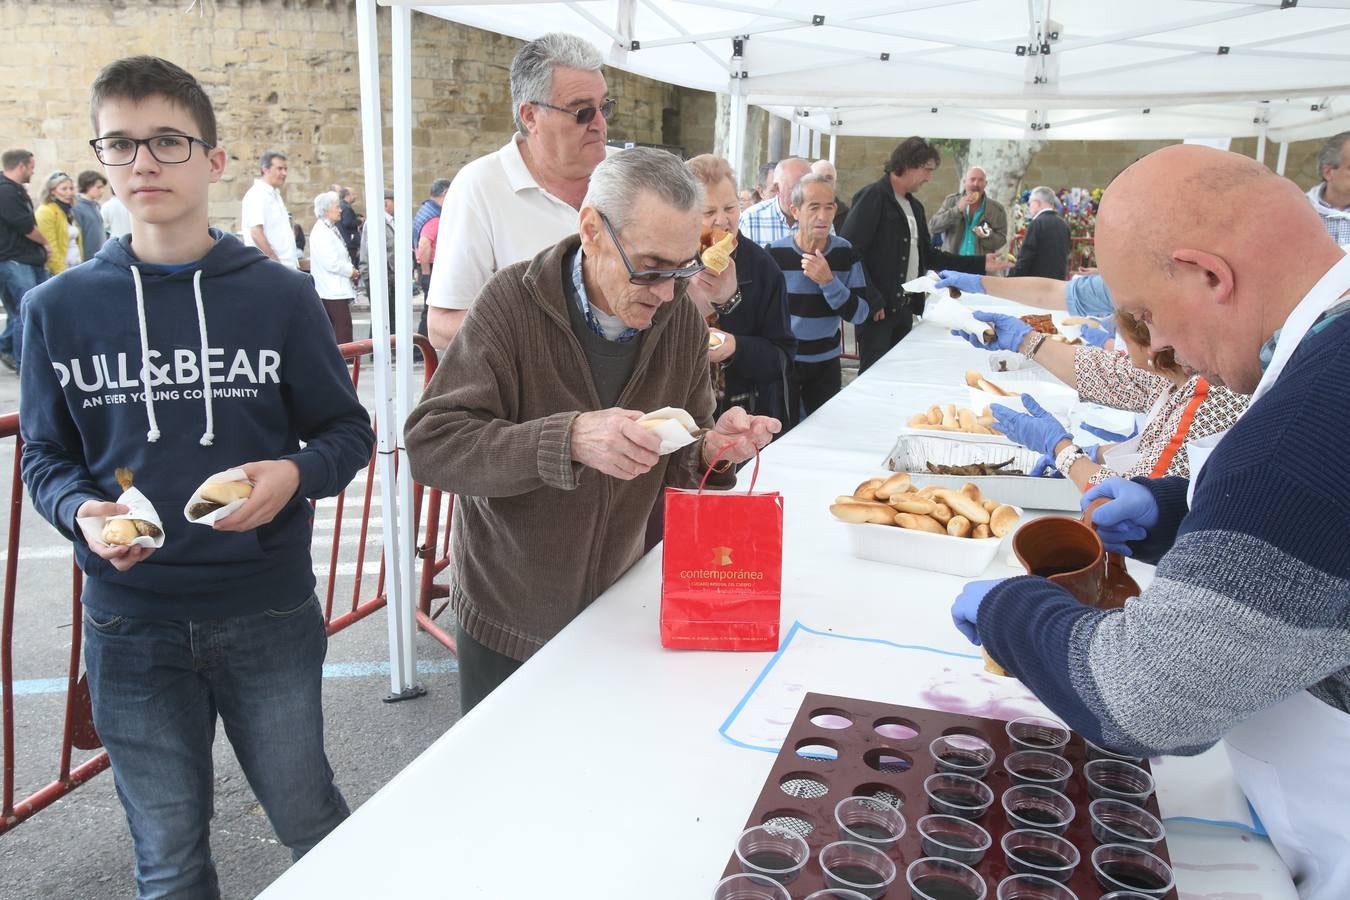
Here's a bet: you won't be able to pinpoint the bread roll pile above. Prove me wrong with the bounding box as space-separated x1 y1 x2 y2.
906 404 1000 435
829 473 1019 540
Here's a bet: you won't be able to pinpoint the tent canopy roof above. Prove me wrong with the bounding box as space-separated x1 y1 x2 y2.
401 0 1350 140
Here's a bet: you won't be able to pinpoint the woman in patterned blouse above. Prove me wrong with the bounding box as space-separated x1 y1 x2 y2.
995 310 1248 490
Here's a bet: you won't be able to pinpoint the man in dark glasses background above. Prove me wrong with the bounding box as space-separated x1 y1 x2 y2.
406 148 780 714
426 32 613 352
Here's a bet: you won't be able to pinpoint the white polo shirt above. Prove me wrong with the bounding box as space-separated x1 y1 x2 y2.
241 178 299 268
426 135 581 311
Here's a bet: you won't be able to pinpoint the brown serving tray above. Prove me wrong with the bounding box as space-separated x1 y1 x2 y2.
721 692 1175 899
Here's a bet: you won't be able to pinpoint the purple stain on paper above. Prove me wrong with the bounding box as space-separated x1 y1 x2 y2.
1173 863 1261 873
919 672 1046 721
1177 893 1263 900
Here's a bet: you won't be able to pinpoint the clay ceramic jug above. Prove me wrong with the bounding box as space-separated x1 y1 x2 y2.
1011 499 1140 609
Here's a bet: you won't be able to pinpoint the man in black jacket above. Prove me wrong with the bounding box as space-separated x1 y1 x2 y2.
841 137 996 372
1010 185 1071 279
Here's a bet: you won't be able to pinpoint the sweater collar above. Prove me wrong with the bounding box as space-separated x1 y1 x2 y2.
523 234 684 341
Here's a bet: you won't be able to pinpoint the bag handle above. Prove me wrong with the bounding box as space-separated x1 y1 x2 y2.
697 439 761 494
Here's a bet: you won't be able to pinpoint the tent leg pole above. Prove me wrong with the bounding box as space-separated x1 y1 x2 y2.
1276 140 1289 176
390 2 423 699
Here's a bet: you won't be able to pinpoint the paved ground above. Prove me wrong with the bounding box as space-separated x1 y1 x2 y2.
0 306 857 898
0 309 465 900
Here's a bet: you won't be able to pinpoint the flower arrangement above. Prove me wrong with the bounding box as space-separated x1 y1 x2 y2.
1010 186 1102 271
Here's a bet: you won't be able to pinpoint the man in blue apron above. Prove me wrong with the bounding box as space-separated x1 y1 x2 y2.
949 144 1350 899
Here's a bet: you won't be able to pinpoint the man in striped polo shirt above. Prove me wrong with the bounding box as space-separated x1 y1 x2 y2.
767 174 870 425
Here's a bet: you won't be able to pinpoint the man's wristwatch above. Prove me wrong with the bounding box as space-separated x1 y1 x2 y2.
1054 443 1090 477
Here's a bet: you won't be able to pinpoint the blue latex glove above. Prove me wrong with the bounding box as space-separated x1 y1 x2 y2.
990 394 1072 456
1080 317 1116 349
1029 453 1063 478
953 311 1032 352
951 578 1007 644
1080 420 1138 443
934 270 986 294
1081 478 1159 556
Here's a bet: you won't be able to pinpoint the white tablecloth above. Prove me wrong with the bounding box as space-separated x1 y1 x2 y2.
260 299 1296 899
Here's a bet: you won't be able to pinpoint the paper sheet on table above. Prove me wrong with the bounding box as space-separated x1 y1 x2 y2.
719 621 1260 833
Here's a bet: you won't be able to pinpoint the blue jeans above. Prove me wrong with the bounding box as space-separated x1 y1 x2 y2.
0 259 45 361
83 594 349 900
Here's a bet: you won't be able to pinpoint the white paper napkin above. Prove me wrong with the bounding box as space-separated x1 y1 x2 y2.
183 467 252 525
76 485 166 549
636 407 700 456
923 293 993 340
901 273 939 294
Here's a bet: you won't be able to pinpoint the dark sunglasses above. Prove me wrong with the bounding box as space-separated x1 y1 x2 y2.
533 98 616 126
599 212 704 286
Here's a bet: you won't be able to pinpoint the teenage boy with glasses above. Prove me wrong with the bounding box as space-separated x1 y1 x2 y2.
406 148 780 713
19 56 374 898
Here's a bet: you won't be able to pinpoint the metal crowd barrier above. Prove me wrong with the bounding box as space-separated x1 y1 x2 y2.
0 335 456 835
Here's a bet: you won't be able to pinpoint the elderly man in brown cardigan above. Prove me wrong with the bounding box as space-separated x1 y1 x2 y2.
406 148 781 713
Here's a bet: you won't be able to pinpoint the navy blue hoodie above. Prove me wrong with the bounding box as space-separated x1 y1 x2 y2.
19 231 375 620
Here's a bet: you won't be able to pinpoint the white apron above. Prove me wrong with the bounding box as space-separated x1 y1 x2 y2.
1183 252 1350 899
1100 389 1169 474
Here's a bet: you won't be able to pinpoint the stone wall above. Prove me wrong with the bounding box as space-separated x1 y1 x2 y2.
0 0 717 234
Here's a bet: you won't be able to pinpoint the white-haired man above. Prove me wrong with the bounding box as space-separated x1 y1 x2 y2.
741 157 812 248
810 159 850 232
929 166 1008 257
426 32 612 350
1010 185 1070 279
406 149 781 711
1309 131 1350 246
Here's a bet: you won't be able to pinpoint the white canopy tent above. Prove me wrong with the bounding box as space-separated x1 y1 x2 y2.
357 0 1350 688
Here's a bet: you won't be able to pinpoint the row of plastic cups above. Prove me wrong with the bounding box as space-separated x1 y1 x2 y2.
734 797 909 885
1002 716 1146 765
926 760 1157 825
924 775 1164 844
717 848 1174 900
918 813 1171 885
932 731 1155 808
728 836 897 898
908 845 1176 900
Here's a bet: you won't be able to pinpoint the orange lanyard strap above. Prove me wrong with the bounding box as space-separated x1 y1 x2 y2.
1148 378 1209 478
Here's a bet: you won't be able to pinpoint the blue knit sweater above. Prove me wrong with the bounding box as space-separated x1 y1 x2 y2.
978 311 1350 757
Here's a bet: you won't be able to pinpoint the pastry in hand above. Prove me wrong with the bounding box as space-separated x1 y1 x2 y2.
101 467 162 544
699 227 736 274
187 480 253 520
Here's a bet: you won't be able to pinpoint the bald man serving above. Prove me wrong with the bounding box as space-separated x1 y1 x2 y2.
950 145 1350 899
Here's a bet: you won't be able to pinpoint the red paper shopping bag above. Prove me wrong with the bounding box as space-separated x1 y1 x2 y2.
660 454 783 651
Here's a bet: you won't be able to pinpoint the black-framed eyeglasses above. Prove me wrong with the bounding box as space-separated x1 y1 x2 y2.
89 134 215 166
598 212 704 286
532 98 616 126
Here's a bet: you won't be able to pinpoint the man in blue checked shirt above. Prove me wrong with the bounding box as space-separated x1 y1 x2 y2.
742 157 811 248
767 174 870 426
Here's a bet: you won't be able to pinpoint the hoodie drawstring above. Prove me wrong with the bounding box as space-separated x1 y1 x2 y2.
192 270 215 446
130 266 215 446
130 266 161 443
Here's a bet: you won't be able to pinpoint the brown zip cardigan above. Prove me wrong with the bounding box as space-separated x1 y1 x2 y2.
405 234 727 661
